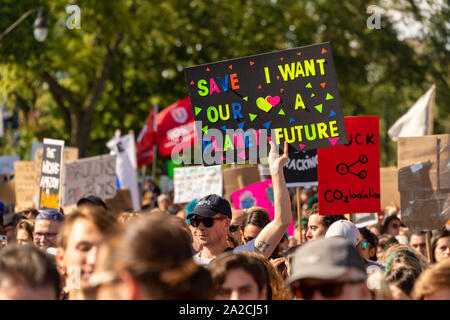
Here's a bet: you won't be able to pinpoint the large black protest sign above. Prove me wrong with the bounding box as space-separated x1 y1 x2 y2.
283 149 318 186
185 42 347 165
39 138 64 210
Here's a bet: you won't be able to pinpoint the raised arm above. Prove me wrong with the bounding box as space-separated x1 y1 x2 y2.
254 141 292 258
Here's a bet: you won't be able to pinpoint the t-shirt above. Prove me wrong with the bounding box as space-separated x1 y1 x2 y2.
193 239 256 265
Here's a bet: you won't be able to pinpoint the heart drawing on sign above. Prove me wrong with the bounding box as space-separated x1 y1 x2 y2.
256 96 281 112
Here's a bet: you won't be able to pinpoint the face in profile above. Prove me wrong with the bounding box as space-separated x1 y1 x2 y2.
215 267 267 300
434 236 450 263
306 214 327 241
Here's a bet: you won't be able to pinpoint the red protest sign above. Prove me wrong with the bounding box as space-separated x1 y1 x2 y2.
318 116 380 215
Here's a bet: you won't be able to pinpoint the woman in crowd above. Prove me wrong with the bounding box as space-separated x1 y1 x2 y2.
430 229 450 264
411 258 450 300
15 219 34 245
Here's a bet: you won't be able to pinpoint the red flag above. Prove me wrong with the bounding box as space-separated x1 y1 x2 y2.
156 97 197 157
136 108 156 167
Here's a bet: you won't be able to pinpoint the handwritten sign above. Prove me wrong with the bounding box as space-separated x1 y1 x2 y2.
62 154 117 206
231 179 295 235
185 42 347 165
13 161 36 207
38 138 64 210
318 116 380 215
173 165 223 204
283 149 318 187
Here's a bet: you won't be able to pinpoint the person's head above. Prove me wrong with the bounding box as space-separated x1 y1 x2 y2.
186 194 232 249
430 230 450 264
2 213 27 244
157 194 171 211
0 244 60 299
385 267 419 299
411 258 450 300
384 246 424 276
376 234 399 263
381 215 403 236
305 205 346 241
241 207 270 243
228 210 246 248
325 220 360 247
117 210 143 224
91 212 213 299
358 228 378 261
16 219 34 245
409 232 427 258
56 207 117 293
208 252 269 300
76 195 108 213
244 252 293 300
19 208 39 220
33 209 65 250
286 237 371 300
369 224 381 238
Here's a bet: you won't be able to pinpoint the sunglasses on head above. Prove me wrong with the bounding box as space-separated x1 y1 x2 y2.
229 225 240 233
292 279 364 300
189 216 226 228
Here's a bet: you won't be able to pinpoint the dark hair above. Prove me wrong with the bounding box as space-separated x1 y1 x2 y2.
321 214 347 228
385 267 419 296
208 252 270 299
242 207 270 230
381 215 402 234
430 230 450 264
359 228 378 261
104 212 213 299
77 195 108 210
378 234 399 250
0 244 60 299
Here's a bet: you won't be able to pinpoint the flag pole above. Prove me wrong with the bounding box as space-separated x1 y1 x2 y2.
150 104 158 209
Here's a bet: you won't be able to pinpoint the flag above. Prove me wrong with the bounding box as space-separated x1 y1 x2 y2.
136 106 157 167
106 131 141 211
388 84 435 141
156 97 197 157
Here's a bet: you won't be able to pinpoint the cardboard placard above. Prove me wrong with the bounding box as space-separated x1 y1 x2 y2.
38 139 65 210
231 179 295 236
62 154 117 206
13 161 36 208
284 149 318 187
397 134 449 231
0 156 20 175
104 188 133 217
222 164 261 203
173 165 223 204
380 167 400 210
185 42 347 165
352 213 379 228
318 116 381 215
0 179 15 206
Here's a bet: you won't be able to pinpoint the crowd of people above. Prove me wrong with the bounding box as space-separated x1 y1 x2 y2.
0 141 449 300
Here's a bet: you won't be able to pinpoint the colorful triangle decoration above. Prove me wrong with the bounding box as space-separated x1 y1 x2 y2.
220 125 227 132
326 93 334 100
329 110 336 118
249 113 257 121
299 144 305 150
320 82 326 88
289 118 295 124
243 96 248 101
278 109 285 116
263 121 272 129
329 137 339 146
237 122 245 130
202 126 208 134
306 82 312 88
314 104 323 113
194 107 202 116
311 93 315 98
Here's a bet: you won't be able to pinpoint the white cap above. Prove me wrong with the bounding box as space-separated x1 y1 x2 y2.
325 220 360 247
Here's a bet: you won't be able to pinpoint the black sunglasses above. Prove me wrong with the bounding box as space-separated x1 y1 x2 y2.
292 280 364 300
190 216 226 228
229 225 240 232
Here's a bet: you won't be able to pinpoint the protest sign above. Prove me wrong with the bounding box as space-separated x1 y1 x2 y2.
62 154 117 206
104 188 133 217
380 167 400 210
318 116 380 215
397 134 449 231
222 164 261 202
283 149 318 187
0 156 20 175
231 179 295 235
352 213 379 228
0 174 15 206
185 42 348 165
38 138 64 210
13 161 36 208
173 165 222 204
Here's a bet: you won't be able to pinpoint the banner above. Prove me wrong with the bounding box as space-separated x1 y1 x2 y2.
157 97 197 157
106 132 141 211
185 42 348 165
0 156 20 175
62 154 117 206
230 179 295 236
173 165 222 204
283 149 318 187
38 138 64 210
318 116 380 215
13 161 36 208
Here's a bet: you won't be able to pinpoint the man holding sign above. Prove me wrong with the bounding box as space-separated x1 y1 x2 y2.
187 141 292 265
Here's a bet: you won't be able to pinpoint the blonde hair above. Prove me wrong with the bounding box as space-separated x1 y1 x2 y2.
411 258 450 300
117 211 143 224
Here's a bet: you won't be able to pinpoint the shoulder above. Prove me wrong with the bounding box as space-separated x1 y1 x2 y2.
233 239 256 253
